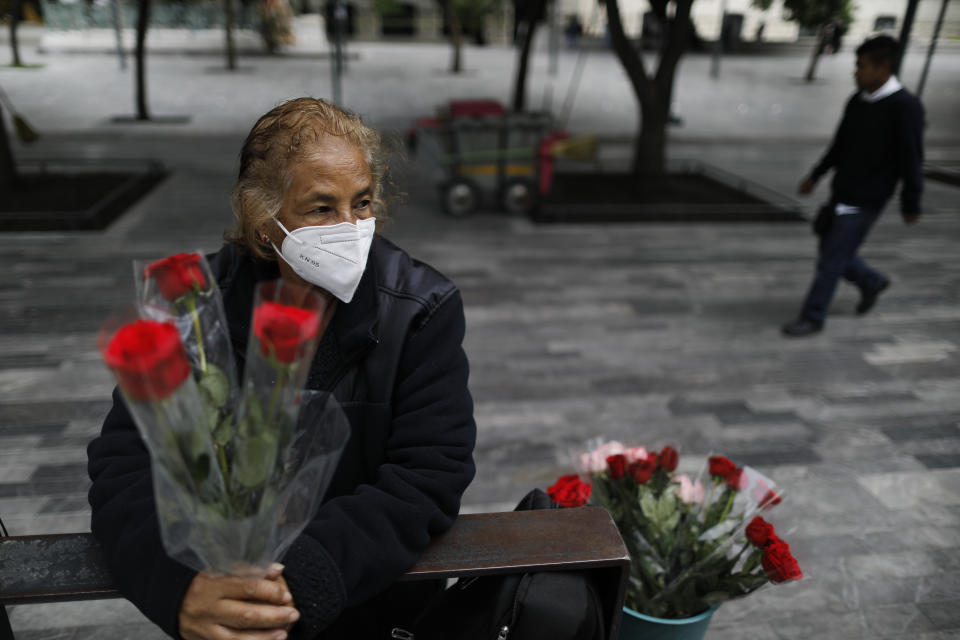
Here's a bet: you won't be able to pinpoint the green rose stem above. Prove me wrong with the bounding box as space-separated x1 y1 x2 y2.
717 486 737 524
266 362 285 422
185 294 208 374
215 439 229 499
152 402 195 495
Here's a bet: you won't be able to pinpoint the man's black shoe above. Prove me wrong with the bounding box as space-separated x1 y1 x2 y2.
856 279 890 315
781 318 823 337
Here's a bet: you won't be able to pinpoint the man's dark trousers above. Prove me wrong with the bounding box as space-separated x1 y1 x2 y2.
800 207 886 325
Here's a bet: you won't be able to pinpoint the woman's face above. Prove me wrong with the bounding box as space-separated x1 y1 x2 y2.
268 136 374 287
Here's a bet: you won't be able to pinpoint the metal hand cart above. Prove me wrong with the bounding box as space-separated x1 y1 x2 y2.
407 100 556 217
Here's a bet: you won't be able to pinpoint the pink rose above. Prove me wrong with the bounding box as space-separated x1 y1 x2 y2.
671 474 705 504
579 441 625 473
623 446 650 464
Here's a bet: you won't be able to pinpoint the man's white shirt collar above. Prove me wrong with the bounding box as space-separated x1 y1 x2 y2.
860 75 902 103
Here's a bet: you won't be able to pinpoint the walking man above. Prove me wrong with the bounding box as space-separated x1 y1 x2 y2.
782 35 924 337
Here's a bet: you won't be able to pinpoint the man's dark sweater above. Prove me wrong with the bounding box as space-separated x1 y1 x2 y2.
810 87 925 217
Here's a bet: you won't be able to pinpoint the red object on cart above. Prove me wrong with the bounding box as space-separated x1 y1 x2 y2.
448 100 507 118
538 131 570 196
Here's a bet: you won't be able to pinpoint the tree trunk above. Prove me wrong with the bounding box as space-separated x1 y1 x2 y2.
224 0 237 70
0 102 18 188
440 0 463 74
511 20 537 112
135 0 151 120
604 0 692 177
10 0 23 67
804 27 825 82
450 16 463 73
634 87 670 176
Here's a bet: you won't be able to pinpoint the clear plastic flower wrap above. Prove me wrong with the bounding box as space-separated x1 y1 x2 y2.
101 258 350 577
135 252 239 445
157 389 350 576
550 441 801 619
99 318 227 509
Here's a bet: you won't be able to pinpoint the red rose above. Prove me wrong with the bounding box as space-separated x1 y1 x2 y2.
659 446 679 471
761 539 803 583
144 253 207 301
709 456 746 489
606 454 628 481
745 516 776 548
104 320 191 402
647 452 659 470
709 456 738 478
759 489 782 508
726 467 748 490
629 459 656 484
547 474 592 507
750 478 783 508
253 301 321 364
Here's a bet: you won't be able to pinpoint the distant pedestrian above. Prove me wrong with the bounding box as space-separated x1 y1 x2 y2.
830 21 847 54
564 14 583 49
782 35 924 337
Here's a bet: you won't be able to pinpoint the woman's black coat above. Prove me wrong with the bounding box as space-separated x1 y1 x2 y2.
87 237 477 638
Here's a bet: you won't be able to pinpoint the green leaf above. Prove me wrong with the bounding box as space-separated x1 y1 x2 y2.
703 488 733 529
197 364 231 442
211 414 233 447
639 491 659 523
656 491 678 524
240 392 264 437
198 364 230 409
234 432 279 489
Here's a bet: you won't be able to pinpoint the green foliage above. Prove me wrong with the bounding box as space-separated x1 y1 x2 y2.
436 0 502 24
752 0 855 28
371 0 400 15
588 464 785 619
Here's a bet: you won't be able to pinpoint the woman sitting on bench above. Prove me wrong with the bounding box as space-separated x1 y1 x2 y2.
87 98 478 640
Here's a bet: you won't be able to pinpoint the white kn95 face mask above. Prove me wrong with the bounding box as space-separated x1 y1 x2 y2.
272 217 376 303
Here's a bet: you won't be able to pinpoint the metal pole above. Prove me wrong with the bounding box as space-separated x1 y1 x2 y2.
710 0 727 78
710 0 726 78
330 0 343 105
916 0 949 98
547 0 558 76
896 0 920 74
112 0 127 70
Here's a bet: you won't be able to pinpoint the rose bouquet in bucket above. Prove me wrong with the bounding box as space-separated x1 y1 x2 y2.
100 252 350 576
548 441 802 624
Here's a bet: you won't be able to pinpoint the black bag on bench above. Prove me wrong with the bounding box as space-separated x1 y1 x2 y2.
390 490 605 640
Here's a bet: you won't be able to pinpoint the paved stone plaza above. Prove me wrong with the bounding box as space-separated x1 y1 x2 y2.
1 30 959 639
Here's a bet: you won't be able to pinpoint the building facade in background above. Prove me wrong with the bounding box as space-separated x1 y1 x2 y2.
559 0 958 45
339 0 958 47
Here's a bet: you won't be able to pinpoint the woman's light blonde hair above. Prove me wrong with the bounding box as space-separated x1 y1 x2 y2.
227 97 390 259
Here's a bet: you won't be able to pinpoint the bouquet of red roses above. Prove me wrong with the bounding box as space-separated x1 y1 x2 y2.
548 440 802 619
100 252 349 575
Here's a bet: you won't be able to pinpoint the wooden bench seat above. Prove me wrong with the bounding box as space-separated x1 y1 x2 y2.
1 507 629 640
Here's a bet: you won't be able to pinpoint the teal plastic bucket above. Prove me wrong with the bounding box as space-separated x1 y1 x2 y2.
618 606 718 640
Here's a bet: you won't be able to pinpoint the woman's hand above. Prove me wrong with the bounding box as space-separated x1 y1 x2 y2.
179 564 300 640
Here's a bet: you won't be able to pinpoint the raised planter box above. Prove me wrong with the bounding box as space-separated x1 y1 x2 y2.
535 160 807 224
1 158 168 231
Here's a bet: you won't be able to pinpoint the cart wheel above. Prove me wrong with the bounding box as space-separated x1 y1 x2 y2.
501 178 538 215
442 179 481 217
